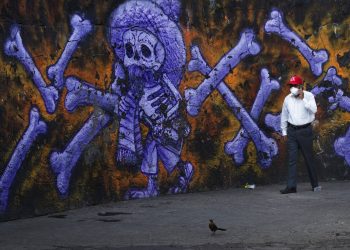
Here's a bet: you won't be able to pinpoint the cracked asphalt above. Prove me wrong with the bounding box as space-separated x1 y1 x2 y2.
0 181 350 249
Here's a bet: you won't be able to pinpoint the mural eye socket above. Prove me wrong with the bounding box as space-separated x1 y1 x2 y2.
125 42 134 58
141 44 152 58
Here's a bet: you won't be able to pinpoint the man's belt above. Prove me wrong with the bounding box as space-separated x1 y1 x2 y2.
287 122 311 130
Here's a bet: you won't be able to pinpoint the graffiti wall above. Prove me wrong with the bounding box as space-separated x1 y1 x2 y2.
0 0 349 220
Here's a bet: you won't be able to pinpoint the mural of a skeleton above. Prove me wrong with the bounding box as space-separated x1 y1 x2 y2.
0 0 194 210
53 0 194 199
2 1 350 214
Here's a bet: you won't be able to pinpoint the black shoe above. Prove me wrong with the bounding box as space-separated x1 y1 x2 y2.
280 187 297 194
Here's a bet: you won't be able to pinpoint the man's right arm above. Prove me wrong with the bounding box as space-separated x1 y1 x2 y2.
281 98 288 136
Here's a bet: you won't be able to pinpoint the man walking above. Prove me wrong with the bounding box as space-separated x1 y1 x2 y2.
280 75 321 194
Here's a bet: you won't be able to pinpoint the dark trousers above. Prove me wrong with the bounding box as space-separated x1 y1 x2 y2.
287 124 319 188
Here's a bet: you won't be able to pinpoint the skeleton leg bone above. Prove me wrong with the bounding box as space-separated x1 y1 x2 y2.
124 136 159 199
124 174 159 200
0 107 47 212
265 9 328 77
125 131 193 199
168 161 194 194
188 45 277 168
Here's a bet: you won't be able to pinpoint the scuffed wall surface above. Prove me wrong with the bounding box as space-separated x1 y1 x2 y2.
0 0 349 220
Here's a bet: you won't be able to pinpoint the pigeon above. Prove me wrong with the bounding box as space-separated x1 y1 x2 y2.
209 219 226 233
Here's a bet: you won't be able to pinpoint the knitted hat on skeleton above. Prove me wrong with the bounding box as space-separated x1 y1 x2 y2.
108 0 185 87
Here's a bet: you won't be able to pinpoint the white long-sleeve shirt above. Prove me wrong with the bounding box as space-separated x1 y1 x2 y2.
280 90 317 136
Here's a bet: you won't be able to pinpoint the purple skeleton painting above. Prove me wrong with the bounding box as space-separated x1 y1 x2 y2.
3 0 350 215
51 0 194 198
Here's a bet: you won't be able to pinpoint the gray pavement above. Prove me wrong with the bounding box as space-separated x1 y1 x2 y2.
0 181 350 249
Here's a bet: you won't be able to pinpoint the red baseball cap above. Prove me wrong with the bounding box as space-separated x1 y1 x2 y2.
288 75 303 85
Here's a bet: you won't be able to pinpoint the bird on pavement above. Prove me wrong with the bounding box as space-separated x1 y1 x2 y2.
209 219 226 233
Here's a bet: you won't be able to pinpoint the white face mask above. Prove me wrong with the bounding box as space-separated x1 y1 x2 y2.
290 87 300 96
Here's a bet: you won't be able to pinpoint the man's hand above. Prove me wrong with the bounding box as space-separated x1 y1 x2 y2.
271 132 287 142
298 89 304 99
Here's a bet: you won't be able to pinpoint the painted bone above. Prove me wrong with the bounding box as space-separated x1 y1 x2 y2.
225 69 280 167
188 45 278 168
50 64 125 196
4 14 92 113
4 26 59 114
328 89 350 112
65 76 119 113
334 126 350 167
50 110 111 195
0 107 47 212
51 85 115 195
311 67 343 96
47 14 93 90
264 9 328 77
185 29 261 116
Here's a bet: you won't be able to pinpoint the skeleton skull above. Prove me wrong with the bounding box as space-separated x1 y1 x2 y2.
123 28 165 71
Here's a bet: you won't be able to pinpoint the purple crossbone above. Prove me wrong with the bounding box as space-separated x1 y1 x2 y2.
4 14 92 113
265 9 328 77
50 64 124 196
47 14 93 90
334 126 350 167
187 44 278 167
50 110 111 196
265 67 343 133
264 113 282 134
225 69 280 167
4 26 59 114
185 29 261 116
0 107 47 212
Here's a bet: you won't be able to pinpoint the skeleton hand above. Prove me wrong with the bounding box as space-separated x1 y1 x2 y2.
118 92 135 118
140 85 178 120
139 84 179 137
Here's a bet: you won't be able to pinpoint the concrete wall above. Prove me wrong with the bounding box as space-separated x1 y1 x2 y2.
0 0 349 220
